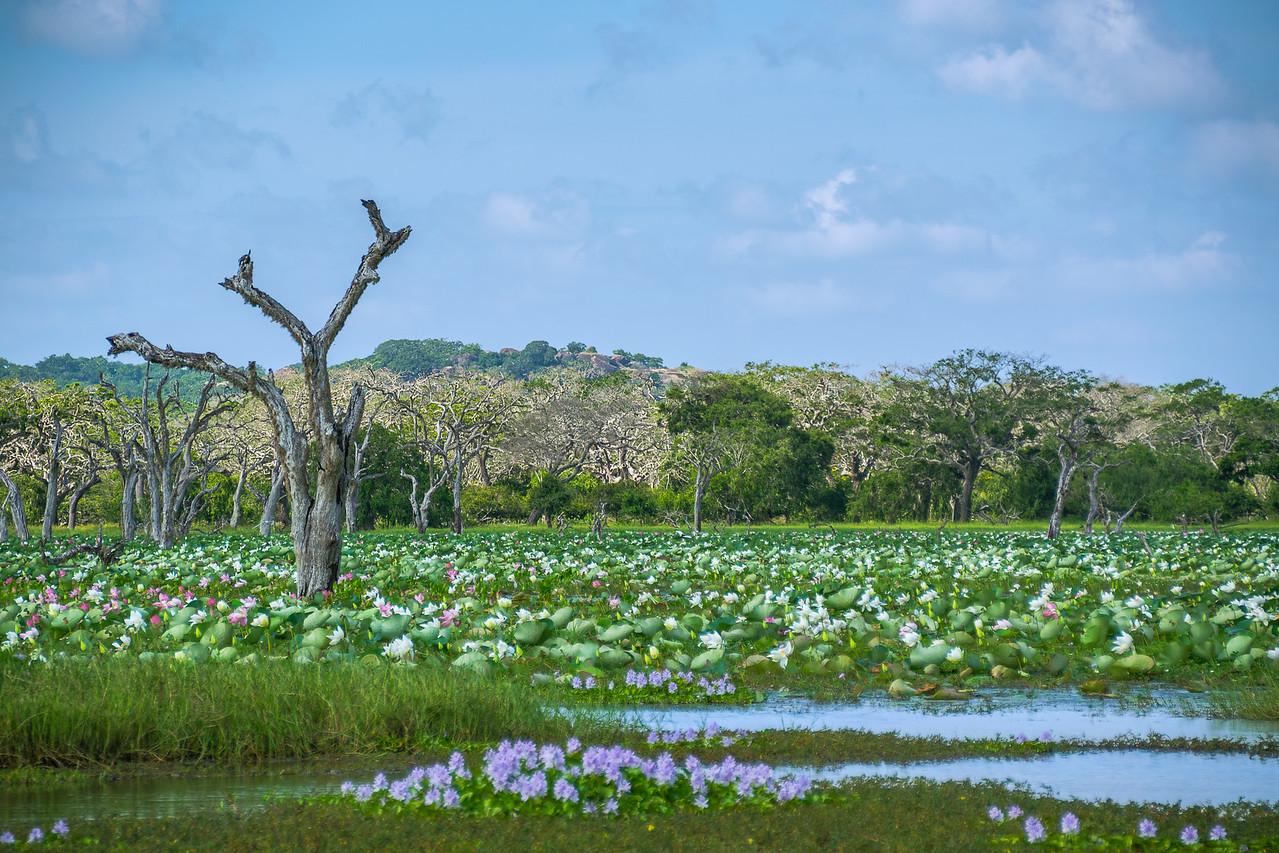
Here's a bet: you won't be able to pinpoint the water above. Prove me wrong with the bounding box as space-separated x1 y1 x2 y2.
0 768 358 828
778 751 1279 807
603 689 1279 742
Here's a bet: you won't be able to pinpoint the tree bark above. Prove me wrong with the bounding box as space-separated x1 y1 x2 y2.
956 456 980 523
230 463 248 528
451 443 464 534
0 469 30 544
1047 446 1075 540
121 468 139 541
259 455 285 536
41 414 64 542
66 474 100 531
1084 465 1103 534
693 465 708 533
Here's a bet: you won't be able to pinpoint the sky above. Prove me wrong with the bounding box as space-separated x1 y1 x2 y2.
1 0 1276 393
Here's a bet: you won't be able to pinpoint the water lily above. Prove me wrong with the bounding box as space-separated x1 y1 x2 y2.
699 631 722 649
767 641 793 669
1111 631 1134 655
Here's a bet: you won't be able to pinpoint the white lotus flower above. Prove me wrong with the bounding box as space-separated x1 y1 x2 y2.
1111 632 1134 655
946 646 963 663
328 625 345 646
383 635 414 661
699 631 723 649
251 613 270 628
768 641 793 669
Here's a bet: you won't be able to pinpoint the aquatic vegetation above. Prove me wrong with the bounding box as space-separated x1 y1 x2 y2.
989 804 1239 849
327 739 815 817
0 530 1274 692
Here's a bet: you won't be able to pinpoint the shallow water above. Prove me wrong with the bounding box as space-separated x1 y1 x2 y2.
779 751 1279 806
602 689 1279 742
0 770 349 828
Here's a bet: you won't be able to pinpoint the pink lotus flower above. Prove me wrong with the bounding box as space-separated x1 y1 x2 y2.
440 609 460 628
150 614 163 626
1042 602 1059 620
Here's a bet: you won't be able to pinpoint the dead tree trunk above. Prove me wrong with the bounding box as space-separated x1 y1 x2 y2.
956 456 981 524
451 443 464 534
259 455 286 536
41 414 64 542
343 424 377 533
66 472 100 530
108 200 411 597
230 463 248 528
1047 457 1075 540
0 469 30 544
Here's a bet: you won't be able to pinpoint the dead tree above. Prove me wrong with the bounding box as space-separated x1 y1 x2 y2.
107 200 411 596
0 470 26 543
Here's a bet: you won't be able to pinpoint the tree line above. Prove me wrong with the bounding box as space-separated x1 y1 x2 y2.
2 351 1275 548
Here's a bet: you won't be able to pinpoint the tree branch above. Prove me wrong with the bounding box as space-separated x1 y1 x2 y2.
218 252 313 349
316 200 411 353
106 333 260 395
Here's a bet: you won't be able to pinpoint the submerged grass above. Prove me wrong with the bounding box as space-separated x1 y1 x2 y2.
0 659 589 768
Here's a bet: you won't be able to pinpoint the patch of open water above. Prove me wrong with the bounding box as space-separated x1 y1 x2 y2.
778 751 1279 807
602 688 1279 742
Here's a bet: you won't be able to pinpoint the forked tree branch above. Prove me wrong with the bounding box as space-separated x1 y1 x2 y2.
218 253 313 349
316 200 412 353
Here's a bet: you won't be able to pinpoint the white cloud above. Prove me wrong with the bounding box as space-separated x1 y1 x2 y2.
938 43 1047 99
1190 119 1279 181
937 0 1224 110
1063 231 1234 291
483 190 590 239
23 0 163 56
720 169 992 259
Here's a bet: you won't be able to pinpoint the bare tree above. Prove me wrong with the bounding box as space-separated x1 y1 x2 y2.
107 200 411 595
102 371 233 548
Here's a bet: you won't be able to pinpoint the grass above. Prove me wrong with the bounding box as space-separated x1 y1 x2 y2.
39 778 1279 851
0 658 592 768
1210 672 1279 721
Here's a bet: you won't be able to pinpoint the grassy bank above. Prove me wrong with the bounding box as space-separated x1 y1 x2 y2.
38 778 1279 851
0 659 582 767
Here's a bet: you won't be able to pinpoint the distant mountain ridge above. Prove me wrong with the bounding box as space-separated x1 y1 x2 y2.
1 338 687 396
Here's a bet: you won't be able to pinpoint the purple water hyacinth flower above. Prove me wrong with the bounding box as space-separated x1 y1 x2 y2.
442 787 460 809
581 801 596 814
647 731 660 745
354 784 374 802
1039 730 1053 743
603 798 619 815
1006 805 1023 819
1180 825 1199 845
27 827 43 844
1015 733 1028 744
667 682 678 694
340 781 354 794
694 793 709 809
1023 816 1046 843
565 738 581 754
553 777 579 803
424 787 441 806
0 831 12 844
1061 812 1080 834
51 821 69 838
1209 826 1227 841
988 806 1004 822
1138 818 1158 838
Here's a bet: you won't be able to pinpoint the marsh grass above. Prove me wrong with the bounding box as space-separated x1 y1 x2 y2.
0 659 588 767
1210 672 1279 721
62 778 1279 851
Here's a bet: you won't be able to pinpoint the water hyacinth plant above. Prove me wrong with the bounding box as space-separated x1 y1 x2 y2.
330 739 815 817
989 806 1240 849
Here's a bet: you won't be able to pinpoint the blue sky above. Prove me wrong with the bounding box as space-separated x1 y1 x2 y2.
1 0 1276 392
